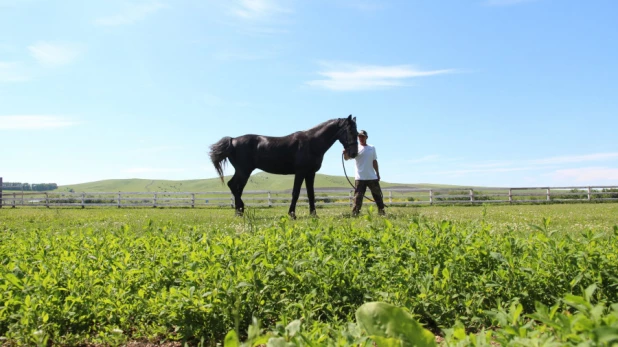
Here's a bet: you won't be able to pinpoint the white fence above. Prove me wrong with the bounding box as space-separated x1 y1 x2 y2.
1 186 618 208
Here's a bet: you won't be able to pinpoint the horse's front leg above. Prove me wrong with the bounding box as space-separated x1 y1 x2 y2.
305 172 318 217
288 173 305 219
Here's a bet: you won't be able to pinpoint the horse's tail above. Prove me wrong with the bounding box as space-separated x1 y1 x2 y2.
209 136 233 184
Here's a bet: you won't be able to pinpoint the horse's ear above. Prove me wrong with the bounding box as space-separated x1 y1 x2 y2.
347 114 352 121
352 116 356 123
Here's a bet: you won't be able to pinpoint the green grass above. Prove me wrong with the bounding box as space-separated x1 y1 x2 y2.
1 204 617 346
56 172 468 193
402 203 618 232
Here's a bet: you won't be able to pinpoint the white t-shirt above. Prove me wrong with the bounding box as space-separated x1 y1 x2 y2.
355 144 378 180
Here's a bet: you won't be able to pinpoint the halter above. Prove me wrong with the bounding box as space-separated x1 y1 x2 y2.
337 121 358 152
343 139 358 151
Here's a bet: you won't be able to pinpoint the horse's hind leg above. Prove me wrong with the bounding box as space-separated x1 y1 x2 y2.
227 175 239 215
228 172 250 216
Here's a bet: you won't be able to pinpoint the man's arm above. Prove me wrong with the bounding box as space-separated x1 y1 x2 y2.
373 160 380 181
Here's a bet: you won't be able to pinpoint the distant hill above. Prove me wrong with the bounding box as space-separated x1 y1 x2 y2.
57 172 466 192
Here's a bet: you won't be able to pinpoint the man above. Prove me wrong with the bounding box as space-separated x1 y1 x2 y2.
343 130 386 216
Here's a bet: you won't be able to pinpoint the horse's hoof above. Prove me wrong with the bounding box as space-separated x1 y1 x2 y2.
288 212 296 220
235 210 244 217
310 211 318 218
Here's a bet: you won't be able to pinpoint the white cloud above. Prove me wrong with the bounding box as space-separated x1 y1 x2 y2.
28 42 81 66
484 0 537 6
306 63 456 91
214 0 292 36
231 0 290 19
0 115 79 130
0 61 30 82
548 167 618 184
94 2 167 26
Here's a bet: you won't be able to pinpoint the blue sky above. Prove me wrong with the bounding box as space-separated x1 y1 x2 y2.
1 0 617 188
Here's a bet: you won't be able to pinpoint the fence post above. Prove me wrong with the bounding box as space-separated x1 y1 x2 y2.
0 177 3 209
587 187 591 201
389 191 392 206
231 194 235 208
12 192 16 208
349 190 353 207
154 193 157 208
81 193 85 208
469 189 474 203
117 193 121 208
268 192 272 207
45 192 49 208
546 188 550 202
191 193 195 208
509 188 512 204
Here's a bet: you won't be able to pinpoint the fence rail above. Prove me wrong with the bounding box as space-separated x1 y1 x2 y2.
1 186 617 208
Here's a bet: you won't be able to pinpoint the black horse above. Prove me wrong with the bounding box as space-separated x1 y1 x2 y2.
209 115 359 218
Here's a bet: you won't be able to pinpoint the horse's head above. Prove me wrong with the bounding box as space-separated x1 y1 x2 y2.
339 115 359 158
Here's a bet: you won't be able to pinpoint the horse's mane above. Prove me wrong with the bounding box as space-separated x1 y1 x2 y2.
303 118 342 136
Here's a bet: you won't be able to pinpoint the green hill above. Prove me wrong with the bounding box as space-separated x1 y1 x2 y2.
57 172 465 193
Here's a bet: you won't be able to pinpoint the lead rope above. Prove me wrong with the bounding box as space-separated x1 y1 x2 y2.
342 152 386 205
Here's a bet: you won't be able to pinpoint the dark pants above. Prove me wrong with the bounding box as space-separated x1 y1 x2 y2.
353 179 385 213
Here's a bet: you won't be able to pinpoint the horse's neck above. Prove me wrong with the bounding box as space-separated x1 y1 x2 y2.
308 120 341 154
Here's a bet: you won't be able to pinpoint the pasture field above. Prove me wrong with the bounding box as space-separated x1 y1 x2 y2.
1 204 618 346
54 172 456 193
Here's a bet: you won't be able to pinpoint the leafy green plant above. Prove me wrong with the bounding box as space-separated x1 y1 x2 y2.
356 302 436 346
1 206 617 345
